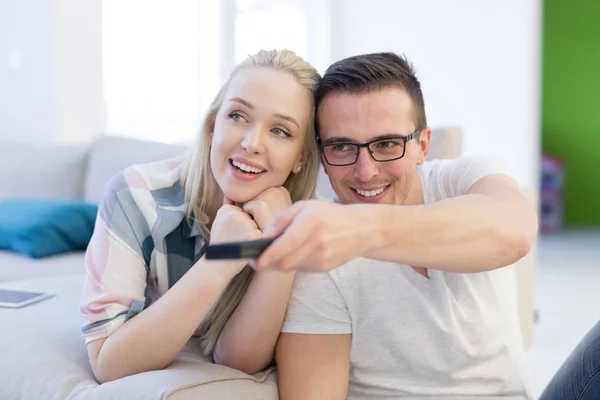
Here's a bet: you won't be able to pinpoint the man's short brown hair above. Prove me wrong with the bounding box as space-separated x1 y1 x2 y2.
315 52 427 134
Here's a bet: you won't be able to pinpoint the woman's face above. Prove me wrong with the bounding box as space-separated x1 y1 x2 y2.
210 67 312 203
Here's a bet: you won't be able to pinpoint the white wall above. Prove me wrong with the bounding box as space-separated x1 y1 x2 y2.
0 0 541 189
327 0 542 189
0 0 104 145
53 0 105 144
0 0 55 143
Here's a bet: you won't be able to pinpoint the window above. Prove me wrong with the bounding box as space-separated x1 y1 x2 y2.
102 0 205 144
235 0 308 63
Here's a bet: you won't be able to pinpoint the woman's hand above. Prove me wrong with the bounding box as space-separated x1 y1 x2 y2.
214 188 298 375
242 186 292 231
205 197 262 280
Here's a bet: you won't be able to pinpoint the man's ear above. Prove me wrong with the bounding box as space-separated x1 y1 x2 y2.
417 127 431 165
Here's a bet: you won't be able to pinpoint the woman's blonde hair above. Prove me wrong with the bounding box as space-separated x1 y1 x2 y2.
180 49 321 356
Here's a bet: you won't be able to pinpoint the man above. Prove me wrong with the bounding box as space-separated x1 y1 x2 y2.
539 320 600 399
256 53 538 399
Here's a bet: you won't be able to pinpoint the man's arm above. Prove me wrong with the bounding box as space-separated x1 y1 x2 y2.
256 175 537 273
364 174 538 272
276 333 351 400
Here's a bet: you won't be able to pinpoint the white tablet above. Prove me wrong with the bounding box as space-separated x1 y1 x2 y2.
0 288 54 308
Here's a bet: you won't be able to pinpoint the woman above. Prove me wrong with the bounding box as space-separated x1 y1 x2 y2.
79 49 321 383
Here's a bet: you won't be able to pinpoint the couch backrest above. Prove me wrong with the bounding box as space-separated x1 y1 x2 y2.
83 135 187 203
0 127 462 203
0 139 88 200
428 126 463 161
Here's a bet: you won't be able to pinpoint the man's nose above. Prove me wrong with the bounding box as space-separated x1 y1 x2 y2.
241 126 266 154
353 147 379 182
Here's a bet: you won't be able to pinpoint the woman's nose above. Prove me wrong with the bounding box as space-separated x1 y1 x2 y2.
241 126 266 154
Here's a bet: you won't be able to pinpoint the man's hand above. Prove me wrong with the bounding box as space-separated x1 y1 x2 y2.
254 200 378 272
242 186 292 231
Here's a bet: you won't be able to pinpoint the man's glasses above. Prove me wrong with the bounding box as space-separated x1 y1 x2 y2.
320 130 420 166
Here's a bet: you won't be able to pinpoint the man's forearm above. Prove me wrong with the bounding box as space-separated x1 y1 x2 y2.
361 193 537 272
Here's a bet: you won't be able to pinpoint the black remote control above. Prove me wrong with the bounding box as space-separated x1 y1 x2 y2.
205 238 275 260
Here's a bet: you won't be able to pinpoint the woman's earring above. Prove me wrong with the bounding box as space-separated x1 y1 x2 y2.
295 165 302 173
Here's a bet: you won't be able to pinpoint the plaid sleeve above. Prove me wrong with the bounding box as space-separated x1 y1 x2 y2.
78 171 150 344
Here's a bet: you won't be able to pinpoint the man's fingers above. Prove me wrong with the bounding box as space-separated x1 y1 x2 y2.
275 236 315 272
256 215 306 269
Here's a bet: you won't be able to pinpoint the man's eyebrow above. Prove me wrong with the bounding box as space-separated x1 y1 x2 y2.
324 133 406 144
273 113 300 128
324 136 356 144
229 97 253 109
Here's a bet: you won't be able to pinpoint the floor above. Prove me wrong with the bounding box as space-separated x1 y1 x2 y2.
526 229 600 398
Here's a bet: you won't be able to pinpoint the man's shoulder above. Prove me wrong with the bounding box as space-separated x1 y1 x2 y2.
420 154 507 174
419 155 510 199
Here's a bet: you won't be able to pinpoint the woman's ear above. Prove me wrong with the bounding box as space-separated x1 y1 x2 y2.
293 149 309 174
292 160 304 174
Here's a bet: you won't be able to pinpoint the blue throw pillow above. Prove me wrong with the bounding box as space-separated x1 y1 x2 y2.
0 199 98 258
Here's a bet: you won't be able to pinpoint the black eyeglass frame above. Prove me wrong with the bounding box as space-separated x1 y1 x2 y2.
319 129 421 166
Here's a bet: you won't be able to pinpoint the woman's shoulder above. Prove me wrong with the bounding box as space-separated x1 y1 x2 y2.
105 157 186 198
97 157 190 246
100 156 188 218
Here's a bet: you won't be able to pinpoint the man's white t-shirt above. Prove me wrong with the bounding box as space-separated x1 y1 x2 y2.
281 155 532 400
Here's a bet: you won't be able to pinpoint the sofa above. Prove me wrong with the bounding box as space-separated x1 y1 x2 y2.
0 129 536 399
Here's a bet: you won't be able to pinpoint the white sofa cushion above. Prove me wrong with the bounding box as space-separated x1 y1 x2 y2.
0 251 85 282
84 136 187 204
0 138 87 199
0 274 278 400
